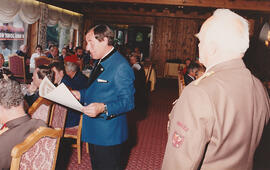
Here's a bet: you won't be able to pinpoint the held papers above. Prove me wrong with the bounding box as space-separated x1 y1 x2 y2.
39 76 83 112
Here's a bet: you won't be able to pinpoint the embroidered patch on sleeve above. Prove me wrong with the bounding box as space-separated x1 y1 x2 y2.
172 131 184 148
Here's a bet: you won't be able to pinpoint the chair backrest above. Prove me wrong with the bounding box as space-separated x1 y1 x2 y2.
64 114 83 139
49 104 67 135
28 97 53 124
35 56 52 68
178 73 185 96
10 127 62 170
8 54 26 83
145 64 153 85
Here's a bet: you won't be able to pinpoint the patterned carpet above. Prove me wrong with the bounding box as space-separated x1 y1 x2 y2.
56 78 179 170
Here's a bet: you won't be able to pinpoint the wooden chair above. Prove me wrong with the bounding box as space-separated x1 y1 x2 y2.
178 73 185 96
8 54 26 83
144 64 153 92
10 127 62 170
49 103 68 136
64 115 89 164
35 56 53 68
28 97 53 124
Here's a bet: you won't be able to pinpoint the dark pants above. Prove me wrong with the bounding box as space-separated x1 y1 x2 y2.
89 142 127 170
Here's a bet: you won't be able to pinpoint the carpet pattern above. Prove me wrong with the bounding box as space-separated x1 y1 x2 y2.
56 79 179 170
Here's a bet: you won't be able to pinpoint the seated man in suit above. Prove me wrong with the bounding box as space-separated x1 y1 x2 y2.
0 78 47 169
64 60 88 127
49 62 70 86
47 45 59 60
184 62 200 86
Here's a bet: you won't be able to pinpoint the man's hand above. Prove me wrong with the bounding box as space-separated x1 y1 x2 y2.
71 90 81 100
27 82 38 95
82 103 105 118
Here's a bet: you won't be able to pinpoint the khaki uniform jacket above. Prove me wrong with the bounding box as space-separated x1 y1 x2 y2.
0 115 47 169
162 59 270 170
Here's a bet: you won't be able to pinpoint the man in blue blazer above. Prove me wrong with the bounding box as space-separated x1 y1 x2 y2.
73 25 135 170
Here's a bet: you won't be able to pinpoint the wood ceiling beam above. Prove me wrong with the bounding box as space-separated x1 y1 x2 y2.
54 0 270 12
83 6 211 20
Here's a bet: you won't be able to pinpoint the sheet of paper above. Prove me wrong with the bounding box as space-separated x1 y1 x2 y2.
39 77 83 112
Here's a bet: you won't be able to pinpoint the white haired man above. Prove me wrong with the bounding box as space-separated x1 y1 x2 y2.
64 60 88 128
0 78 46 169
162 9 270 170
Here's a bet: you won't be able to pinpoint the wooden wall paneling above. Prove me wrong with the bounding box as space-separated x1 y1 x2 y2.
82 17 93 49
28 21 39 57
175 19 182 61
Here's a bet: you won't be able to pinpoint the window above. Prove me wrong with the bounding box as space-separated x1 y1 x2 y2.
46 24 77 51
0 14 28 63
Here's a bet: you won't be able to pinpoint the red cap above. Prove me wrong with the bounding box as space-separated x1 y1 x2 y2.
64 55 79 63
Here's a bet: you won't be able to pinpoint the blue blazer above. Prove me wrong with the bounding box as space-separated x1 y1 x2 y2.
79 49 135 146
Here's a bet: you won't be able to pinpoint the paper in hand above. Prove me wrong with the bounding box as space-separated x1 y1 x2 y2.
39 76 83 112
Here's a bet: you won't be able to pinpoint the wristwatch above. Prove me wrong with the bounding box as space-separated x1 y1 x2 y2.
104 104 108 116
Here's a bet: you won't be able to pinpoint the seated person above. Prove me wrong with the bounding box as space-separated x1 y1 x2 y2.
0 78 47 169
195 64 206 79
75 46 90 70
49 62 70 86
16 44 29 60
0 53 12 79
182 58 191 75
64 59 88 90
24 65 55 107
16 44 30 75
59 47 68 62
0 43 11 61
47 45 59 60
64 60 88 127
184 62 200 86
30 45 45 73
133 47 143 62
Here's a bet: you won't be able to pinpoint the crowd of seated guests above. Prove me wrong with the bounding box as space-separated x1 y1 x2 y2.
5 43 92 129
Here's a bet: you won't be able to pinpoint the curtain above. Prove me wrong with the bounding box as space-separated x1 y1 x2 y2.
47 5 60 27
59 10 72 28
0 0 21 23
19 0 41 24
71 15 82 30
